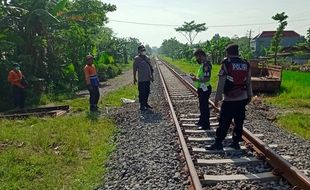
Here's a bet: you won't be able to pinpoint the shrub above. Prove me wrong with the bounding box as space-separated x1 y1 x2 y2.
97 64 121 81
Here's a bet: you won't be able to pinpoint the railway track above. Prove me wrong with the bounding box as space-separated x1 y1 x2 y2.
155 57 310 190
0 105 70 119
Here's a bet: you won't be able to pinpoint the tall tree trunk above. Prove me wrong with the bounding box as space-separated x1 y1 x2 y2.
274 45 278 65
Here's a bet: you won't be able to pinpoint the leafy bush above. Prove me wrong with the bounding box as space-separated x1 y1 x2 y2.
62 63 78 92
97 64 121 81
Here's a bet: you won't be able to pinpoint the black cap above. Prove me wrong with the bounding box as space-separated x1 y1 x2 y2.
226 44 239 56
13 63 20 67
194 49 206 57
86 54 94 60
138 45 145 51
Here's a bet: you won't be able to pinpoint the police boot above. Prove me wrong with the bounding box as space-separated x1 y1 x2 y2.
90 105 97 112
228 142 240 150
205 140 223 150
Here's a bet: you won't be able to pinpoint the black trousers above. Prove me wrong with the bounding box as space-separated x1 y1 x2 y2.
215 99 248 143
12 86 25 109
197 86 211 127
138 81 150 108
87 85 100 110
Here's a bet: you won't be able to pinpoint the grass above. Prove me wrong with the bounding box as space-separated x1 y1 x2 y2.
100 84 138 107
0 84 138 190
119 62 133 72
0 115 116 190
160 56 221 89
265 70 310 140
277 112 310 139
265 70 310 109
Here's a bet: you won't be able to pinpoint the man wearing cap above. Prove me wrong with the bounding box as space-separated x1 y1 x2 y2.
84 55 100 112
8 63 27 109
133 45 154 111
190 49 212 130
206 44 253 150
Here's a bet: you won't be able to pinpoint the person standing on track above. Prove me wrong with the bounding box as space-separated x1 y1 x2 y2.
84 55 100 112
190 49 212 130
8 63 27 109
206 44 253 150
133 45 154 111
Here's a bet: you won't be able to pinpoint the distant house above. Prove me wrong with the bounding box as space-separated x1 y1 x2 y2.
251 30 305 57
278 46 310 64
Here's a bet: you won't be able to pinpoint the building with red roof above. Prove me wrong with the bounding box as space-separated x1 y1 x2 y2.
251 30 305 57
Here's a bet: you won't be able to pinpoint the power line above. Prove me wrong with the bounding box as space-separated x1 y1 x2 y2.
109 18 310 28
109 20 178 27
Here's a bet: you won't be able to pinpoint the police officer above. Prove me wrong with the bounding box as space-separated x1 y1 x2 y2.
190 49 212 130
8 63 27 109
133 45 154 111
84 55 100 112
206 44 253 150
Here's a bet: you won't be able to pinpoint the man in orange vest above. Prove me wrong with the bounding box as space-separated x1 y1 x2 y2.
8 63 26 109
84 55 100 112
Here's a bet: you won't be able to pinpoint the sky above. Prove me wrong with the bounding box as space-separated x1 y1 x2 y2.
102 0 310 47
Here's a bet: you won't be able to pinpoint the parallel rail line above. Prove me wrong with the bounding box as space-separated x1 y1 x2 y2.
156 58 310 190
0 105 70 119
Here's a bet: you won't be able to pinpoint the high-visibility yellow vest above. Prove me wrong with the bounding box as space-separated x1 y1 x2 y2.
194 64 210 89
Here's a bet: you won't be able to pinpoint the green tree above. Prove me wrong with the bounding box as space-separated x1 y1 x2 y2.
145 44 152 55
175 20 207 46
202 34 231 64
270 12 288 65
159 37 187 59
307 28 310 46
0 0 118 110
231 35 253 60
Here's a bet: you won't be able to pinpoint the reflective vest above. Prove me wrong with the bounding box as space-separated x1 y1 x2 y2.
84 64 99 86
194 63 211 90
8 70 24 88
223 57 249 95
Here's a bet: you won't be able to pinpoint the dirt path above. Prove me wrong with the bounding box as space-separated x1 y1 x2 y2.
77 69 133 97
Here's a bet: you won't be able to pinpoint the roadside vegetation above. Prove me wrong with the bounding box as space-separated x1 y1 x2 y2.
0 84 138 190
265 70 310 139
0 1 144 111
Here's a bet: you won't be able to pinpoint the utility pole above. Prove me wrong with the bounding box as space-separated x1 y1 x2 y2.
247 29 253 49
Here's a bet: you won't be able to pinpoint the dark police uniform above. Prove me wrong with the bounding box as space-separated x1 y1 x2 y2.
133 55 153 110
211 56 253 149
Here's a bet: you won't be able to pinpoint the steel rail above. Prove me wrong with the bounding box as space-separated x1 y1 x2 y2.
158 58 218 111
3 105 70 114
159 58 310 190
242 128 310 190
156 60 203 190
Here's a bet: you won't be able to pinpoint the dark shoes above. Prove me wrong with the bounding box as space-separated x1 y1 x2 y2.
140 104 153 111
195 122 210 130
145 104 153 109
90 105 100 112
197 125 210 130
205 142 240 151
205 142 223 150
140 106 147 111
228 142 240 150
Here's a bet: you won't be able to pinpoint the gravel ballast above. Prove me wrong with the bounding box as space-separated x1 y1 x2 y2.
100 60 309 190
100 64 189 190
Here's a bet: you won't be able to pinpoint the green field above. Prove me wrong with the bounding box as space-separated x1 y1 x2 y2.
0 84 138 190
161 56 310 140
265 70 310 139
265 71 310 109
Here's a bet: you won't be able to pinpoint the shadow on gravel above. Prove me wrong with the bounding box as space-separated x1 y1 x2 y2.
139 110 163 123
